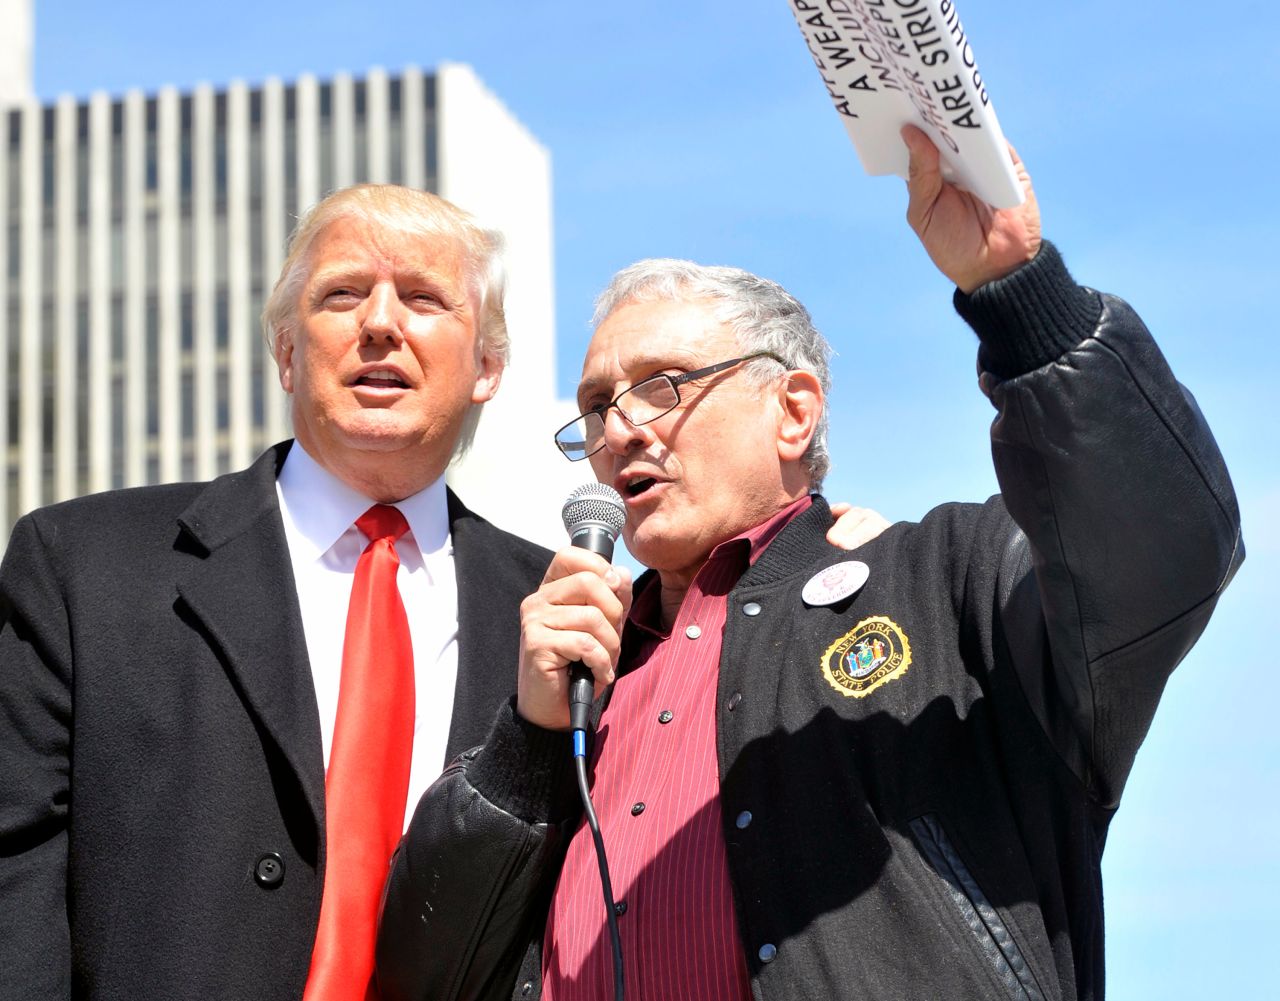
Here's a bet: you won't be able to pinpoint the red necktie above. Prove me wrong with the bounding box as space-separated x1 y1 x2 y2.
304 505 415 1001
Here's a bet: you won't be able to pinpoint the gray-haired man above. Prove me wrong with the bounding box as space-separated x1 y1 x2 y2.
377 129 1243 1001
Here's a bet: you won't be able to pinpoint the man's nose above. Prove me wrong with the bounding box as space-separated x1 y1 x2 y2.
600 405 650 455
359 283 404 345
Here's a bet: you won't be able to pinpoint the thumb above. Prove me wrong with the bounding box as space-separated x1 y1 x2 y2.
902 125 941 185
902 125 944 234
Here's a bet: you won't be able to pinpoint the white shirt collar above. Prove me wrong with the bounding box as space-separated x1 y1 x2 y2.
276 441 451 564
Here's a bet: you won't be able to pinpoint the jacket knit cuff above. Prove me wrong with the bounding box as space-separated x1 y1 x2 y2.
953 241 1103 380
466 697 579 825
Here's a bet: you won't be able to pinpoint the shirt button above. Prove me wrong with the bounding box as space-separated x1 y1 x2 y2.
254 852 285 889
658 709 674 724
631 802 646 816
742 601 762 616
727 692 742 712
685 624 702 639
736 811 753 829
758 943 777 963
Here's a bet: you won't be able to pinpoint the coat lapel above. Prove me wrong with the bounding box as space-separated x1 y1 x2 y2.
173 442 326 841
446 489 502 759
444 489 547 761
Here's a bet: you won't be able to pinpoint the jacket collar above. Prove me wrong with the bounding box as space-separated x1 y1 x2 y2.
626 494 839 600
177 441 293 554
738 494 838 589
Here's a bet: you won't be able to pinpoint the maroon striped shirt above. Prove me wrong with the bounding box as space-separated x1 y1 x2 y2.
542 497 813 1001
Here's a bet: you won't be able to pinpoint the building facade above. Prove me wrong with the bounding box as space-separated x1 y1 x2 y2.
1 55 580 547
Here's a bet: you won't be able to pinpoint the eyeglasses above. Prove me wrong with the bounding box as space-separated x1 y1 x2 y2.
554 351 786 461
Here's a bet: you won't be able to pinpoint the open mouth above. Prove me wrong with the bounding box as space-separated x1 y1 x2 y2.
623 476 657 498
354 369 408 389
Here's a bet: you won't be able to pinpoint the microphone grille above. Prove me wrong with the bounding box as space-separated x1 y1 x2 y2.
561 482 626 538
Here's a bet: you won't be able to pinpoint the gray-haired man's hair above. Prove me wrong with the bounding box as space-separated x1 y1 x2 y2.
592 259 832 488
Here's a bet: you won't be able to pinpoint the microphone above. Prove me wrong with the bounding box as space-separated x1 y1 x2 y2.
561 483 626 737
560 482 628 1000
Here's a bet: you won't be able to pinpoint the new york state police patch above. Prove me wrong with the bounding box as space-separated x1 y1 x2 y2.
821 616 912 698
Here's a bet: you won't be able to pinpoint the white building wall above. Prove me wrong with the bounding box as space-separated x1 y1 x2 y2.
0 0 32 107
226 81 253 472
0 127 8 531
86 93 111 495
17 100 41 514
156 86 183 483
260 78 289 448
123 89 147 487
435 63 580 549
53 95 77 501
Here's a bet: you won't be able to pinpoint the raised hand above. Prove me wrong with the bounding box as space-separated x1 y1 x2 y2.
902 124 1041 293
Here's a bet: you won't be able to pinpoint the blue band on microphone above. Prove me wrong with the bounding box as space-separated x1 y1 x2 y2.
573 730 587 759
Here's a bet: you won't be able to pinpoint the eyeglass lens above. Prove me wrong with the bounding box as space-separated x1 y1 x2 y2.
557 375 680 457
555 353 781 459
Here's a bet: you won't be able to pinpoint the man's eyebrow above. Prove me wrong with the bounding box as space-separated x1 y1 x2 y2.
576 351 701 403
576 375 611 405
305 262 463 302
306 262 371 289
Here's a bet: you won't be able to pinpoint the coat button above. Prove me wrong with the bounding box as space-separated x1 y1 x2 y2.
520 981 534 997
758 942 777 963
658 709 673 724
742 602 762 616
254 852 285 889
727 692 742 712
735 811 753 829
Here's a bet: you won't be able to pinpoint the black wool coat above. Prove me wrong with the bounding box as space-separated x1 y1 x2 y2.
0 440 551 1001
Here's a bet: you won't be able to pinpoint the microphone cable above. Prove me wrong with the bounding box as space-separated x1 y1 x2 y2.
570 698 625 1001
561 483 628 1001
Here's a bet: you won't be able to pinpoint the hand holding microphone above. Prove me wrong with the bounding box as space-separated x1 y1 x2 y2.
516 484 630 732
550 485 630 1000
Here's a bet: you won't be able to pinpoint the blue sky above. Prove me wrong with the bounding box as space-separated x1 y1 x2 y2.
34 0 1278 994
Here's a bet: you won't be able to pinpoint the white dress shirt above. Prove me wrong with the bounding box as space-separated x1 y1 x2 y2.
275 443 459 829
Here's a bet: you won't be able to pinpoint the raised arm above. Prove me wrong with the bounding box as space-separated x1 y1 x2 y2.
904 126 1244 802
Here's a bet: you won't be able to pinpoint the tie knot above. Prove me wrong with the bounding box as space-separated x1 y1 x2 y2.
355 504 410 545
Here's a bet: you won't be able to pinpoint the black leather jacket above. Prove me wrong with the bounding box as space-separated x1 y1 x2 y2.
376 245 1243 1001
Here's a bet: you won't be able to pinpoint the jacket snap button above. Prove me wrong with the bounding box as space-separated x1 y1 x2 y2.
727 692 742 711
742 602 762 616
736 810 753 829
254 852 285 889
758 943 777 963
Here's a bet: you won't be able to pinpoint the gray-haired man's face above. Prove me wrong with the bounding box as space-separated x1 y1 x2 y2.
580 297 794 582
